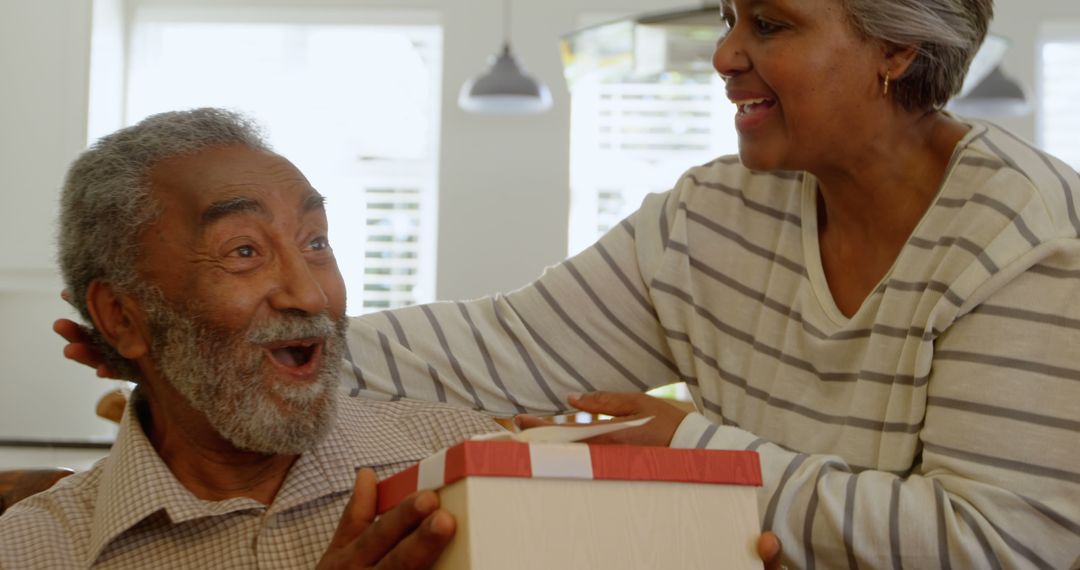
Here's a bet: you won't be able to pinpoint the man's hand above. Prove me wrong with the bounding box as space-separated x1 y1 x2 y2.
318 468 455 569
53 317 118 379
515 392 690 446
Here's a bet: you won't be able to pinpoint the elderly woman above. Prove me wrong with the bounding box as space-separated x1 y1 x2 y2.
59 0 1079 566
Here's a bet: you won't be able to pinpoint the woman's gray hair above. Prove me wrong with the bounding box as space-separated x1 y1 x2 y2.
57 107 270 378
843 0 994 111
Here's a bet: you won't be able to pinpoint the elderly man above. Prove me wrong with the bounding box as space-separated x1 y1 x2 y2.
0 108 501 568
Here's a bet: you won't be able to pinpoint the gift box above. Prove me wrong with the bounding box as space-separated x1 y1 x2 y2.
377 432 763 569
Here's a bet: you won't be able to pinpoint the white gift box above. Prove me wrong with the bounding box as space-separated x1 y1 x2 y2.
377 424 763 570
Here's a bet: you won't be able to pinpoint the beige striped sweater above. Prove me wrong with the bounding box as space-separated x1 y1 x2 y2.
346 120 1080 568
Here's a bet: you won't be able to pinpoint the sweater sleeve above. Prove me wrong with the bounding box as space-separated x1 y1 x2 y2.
672 246 1080 569
342 189 684 415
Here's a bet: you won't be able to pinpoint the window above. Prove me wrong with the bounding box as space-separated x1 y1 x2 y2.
566 17 737 402
125 6 442 315
1039 24 1080 170
567 69 737 256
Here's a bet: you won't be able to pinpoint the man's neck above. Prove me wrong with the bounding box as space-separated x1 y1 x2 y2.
134 386 298 505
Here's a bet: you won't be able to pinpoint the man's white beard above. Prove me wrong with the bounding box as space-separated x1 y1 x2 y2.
142 291 344 455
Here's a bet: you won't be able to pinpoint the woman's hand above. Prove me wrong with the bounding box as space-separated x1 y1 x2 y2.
515 391 691 447
758 531 784 570
52 317 117 379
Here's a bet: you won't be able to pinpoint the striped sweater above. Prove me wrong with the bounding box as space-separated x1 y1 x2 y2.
345 120 1080 568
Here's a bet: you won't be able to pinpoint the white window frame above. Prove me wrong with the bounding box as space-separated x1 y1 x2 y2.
1037 21 1080 170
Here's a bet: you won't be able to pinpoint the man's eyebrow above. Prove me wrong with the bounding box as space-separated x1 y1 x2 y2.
302 192 327 214
200 196 265 226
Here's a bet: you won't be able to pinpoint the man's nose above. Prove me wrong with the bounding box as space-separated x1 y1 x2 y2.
268 248 328 315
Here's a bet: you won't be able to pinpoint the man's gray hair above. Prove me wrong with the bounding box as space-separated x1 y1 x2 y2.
57 107 270 378
843 0 994 111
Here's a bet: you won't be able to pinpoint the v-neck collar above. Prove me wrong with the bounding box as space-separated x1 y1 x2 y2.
799 120 987 328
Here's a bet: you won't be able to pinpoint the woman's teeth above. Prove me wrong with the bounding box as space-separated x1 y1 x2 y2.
735 98 774 114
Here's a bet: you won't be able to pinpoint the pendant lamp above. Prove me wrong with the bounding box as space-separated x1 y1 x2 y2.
458 0 552 114
949 35 1030 117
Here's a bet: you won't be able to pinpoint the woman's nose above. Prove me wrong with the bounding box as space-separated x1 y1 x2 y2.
712 31 750 81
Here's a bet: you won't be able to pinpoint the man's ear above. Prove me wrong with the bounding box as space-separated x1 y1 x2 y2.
85 280 150 361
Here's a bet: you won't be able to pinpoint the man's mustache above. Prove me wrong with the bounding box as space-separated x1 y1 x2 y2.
246 312 340 344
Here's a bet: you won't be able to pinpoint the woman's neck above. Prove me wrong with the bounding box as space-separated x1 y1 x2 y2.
811 110 970 317
813 111 968 239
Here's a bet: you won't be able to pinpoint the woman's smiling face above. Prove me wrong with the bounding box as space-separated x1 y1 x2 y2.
714 0 887 173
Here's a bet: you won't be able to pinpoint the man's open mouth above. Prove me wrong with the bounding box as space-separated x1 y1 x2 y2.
264 339 323 370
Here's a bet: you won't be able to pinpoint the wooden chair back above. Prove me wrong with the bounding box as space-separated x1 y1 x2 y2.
0 468 74 516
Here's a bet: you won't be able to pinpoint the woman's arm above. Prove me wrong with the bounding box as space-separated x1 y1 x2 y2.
342 190 686 415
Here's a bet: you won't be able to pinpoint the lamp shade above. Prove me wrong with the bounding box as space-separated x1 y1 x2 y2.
459 44 553 114
949 34 1030 117
949 66 1030 117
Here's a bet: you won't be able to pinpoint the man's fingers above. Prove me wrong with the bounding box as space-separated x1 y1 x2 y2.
567 391 643 417
347 490 440 564
317 474 447 569
329 468 378 549
374 510 456 570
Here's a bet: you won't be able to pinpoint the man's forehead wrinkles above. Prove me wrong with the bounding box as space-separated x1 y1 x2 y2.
212 174 307 191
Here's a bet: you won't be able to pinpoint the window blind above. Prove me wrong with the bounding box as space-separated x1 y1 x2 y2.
568 75 737 254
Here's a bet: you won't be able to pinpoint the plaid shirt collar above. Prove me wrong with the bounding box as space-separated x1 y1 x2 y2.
86 387 429 566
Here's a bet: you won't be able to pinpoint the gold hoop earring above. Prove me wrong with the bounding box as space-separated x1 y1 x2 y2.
883 71 890 97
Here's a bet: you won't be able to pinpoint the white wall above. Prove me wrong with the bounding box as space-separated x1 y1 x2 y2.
0 1 125 462
1 0 1078 466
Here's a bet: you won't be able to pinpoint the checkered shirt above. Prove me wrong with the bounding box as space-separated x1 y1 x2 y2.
0 390 503 568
